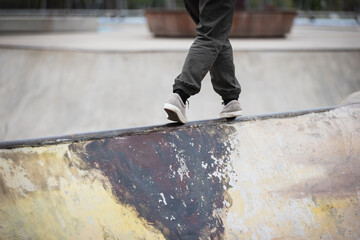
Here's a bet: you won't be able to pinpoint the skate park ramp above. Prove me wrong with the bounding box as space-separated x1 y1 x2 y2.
0 99 360 239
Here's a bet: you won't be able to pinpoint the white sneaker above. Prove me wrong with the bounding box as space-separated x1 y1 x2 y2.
219 100 242 118
164 93 188 123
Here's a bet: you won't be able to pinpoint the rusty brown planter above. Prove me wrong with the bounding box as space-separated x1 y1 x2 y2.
145 9 297 38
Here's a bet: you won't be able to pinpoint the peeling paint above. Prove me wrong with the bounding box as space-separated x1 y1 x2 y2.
0 159 37 195
69 124 235 239
160 193 167 205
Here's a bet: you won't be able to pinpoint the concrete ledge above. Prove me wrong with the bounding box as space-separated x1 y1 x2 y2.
0 106 336 150
0 16 98 32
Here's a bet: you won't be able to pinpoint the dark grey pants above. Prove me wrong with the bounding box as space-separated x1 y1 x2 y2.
173 0 241 101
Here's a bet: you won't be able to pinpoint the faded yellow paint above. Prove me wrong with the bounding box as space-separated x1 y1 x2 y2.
0 145 165 240
223 106 360 239
310 198 359 239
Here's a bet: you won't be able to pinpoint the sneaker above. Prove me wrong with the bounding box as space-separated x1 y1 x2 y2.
164 93 188 123
219 100 242 118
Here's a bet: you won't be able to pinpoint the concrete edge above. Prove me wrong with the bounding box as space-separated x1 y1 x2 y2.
0 16 99 32
0 105 345 150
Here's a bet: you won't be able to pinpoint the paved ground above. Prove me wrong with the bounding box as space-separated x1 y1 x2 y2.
0 24 360 52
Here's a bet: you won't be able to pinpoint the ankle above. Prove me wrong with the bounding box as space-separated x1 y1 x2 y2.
223 98 238 105
174 89 190 104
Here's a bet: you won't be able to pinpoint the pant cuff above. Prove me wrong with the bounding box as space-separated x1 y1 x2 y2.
173 80 199 97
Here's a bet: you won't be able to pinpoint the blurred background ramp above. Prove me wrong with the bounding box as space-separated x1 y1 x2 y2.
0 102 359 239
1 45 359 141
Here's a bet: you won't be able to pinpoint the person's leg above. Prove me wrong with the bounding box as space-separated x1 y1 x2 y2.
183 0 199 25
165 0 239 123
173 0 237 98
210 39 241 103
212 39 242 118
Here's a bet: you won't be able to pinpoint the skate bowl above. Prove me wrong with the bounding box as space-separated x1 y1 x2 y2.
1 100 360 239
145 9 296 37
1 47 359 141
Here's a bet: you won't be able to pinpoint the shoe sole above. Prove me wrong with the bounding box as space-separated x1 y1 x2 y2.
164 103 187 124
219 110 242 119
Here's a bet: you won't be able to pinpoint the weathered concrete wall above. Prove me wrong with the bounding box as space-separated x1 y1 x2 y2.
0 103 359 239
1 48 359 141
